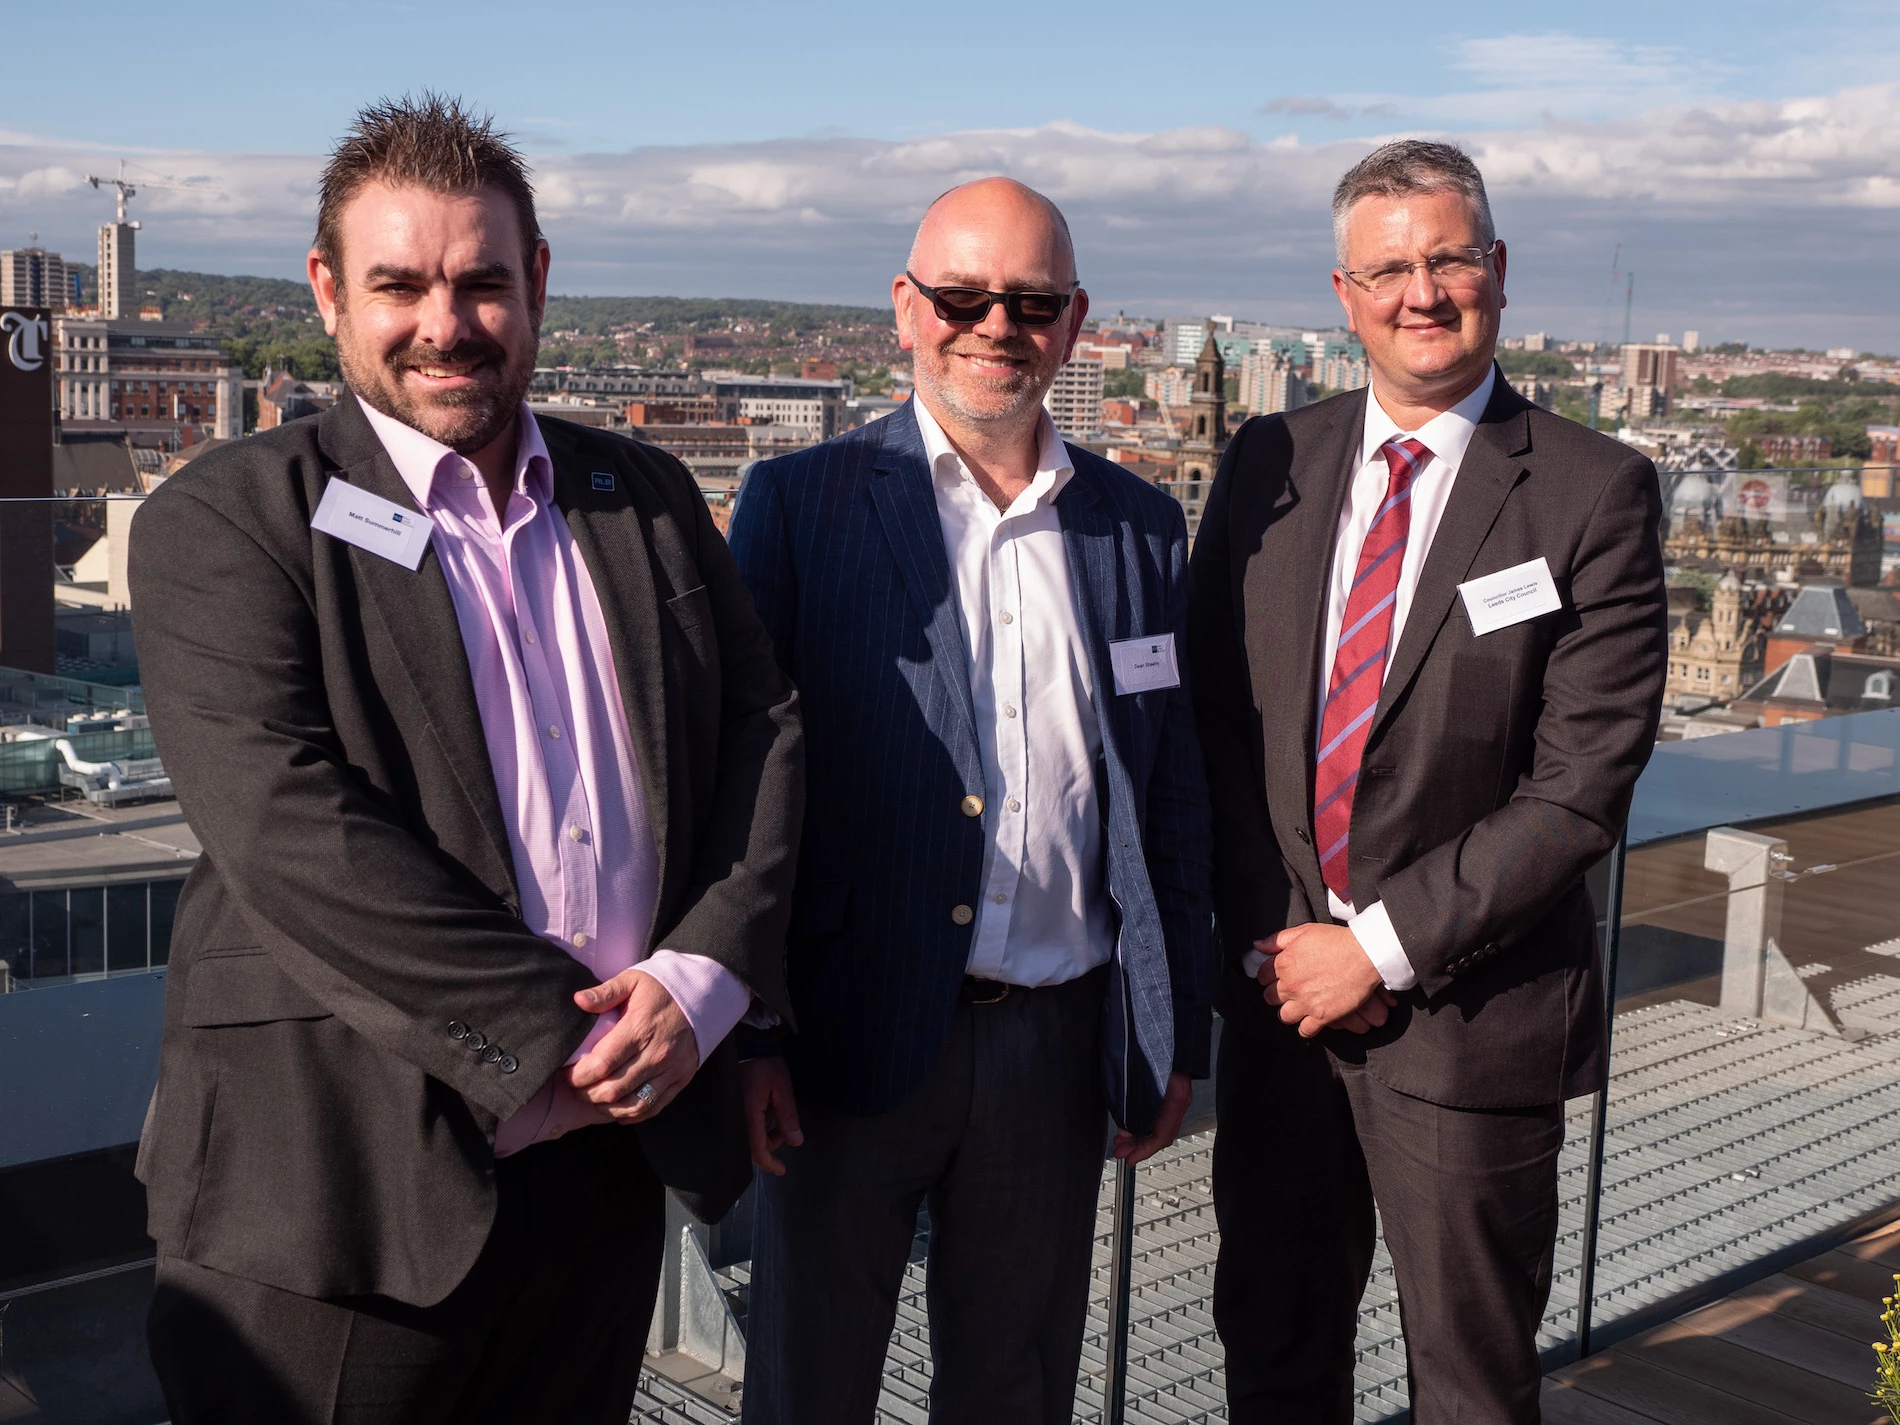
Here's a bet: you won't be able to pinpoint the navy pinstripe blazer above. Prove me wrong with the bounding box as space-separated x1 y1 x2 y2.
729 400 1213 1133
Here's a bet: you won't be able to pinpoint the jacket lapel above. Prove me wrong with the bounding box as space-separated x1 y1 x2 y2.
867 405 982 768
540 423 675 942
1371 382 1531 737
1055 463 1127 757
1265 390 1366 843
318 395 519 905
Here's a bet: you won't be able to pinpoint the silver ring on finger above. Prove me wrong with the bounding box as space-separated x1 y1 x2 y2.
633 1081 658 1108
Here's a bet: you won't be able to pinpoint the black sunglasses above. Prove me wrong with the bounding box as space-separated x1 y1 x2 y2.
905 272 1075 327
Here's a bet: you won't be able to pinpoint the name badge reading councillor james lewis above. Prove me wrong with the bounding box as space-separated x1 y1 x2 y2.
311 478 434 572
1109 633 1181 696
1457 557 1563 637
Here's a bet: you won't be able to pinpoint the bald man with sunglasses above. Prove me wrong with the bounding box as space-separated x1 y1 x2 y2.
727 178 1214 1425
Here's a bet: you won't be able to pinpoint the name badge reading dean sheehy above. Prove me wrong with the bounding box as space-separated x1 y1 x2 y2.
1109 633 1181 695
310 479 434 571
1457 557 1563 636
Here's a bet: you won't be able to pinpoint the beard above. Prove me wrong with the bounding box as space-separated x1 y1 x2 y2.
336 317 538 456
912 333 1066 429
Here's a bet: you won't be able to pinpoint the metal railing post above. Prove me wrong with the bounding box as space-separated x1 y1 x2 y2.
1575 828 1627 1359
1102 1158 1137 1424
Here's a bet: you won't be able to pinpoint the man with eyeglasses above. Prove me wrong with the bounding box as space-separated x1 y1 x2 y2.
728 176 1213 1424
1187 141 1667 1423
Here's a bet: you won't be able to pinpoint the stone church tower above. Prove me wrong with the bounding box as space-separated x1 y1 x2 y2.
1666 572 1763 706
1175 329 1229 539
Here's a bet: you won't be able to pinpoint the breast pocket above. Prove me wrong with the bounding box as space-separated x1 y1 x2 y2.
666 585 716 674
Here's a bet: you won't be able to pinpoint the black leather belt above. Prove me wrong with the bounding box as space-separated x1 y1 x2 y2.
958 975 1012 1005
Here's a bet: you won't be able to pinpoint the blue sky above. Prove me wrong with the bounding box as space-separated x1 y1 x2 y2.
4 0 1899 346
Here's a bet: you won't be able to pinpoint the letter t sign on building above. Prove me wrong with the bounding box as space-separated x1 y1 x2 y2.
0 305 55 673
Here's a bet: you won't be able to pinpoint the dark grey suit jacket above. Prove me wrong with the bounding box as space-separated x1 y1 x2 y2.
1187 374 1666 1108
128 392 803 1306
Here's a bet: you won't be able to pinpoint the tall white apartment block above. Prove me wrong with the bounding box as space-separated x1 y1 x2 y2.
97 221 138 319
1 247 69 310
1044 355 1104 441
1144 365 1191 408
1237 352 1307 414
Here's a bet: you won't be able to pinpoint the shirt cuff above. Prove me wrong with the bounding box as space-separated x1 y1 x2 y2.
1346 900 1417 992
634 951 754 1064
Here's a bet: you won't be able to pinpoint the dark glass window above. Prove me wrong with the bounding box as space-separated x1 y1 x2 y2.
30 890 68 980
69 887 105 978
107 883 149 973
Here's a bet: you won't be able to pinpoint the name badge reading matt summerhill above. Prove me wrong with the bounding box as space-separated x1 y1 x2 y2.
1457 557 1562 636
311 479 434 571
1109 633 1181 695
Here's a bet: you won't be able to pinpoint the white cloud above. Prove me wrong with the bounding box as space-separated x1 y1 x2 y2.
1 81 1896 345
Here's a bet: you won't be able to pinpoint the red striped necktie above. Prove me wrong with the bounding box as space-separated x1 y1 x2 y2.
1314 436 1430 902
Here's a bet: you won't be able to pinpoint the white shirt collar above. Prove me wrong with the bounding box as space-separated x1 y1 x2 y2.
359 398 553 508
912 390 1075 511
1360 364 1497 472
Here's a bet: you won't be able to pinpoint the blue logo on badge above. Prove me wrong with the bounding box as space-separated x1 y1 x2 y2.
591 472 616 491
391 512 406 523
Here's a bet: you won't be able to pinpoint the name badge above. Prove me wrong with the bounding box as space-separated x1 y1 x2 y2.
1457 557 1562 636
1109 633 1180 695
311 478 433 571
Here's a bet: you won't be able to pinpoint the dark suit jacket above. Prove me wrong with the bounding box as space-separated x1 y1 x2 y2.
128 392 803 1306
728 401 1214 1134
1186 373 1666 1108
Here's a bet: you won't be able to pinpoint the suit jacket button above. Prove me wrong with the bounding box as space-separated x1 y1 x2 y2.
498 1055 519 1074
465 1031 488 1053
448 1021 469 1040
482 1045 502 1065
960 795 984 818
951 904 975 926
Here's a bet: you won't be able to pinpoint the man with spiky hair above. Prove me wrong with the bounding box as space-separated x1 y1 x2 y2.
130 94 803 1423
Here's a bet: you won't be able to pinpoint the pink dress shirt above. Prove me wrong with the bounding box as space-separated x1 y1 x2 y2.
360 402 753 1155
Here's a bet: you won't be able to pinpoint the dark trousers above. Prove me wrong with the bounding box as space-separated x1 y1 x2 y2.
1212 1026 1563 1425
148 1124 665 1425
743 969 1108 1425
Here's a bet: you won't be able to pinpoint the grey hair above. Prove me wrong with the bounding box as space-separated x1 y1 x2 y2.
1331 139 1495 266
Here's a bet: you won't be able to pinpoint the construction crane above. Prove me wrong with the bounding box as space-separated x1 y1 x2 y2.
84 159 217 224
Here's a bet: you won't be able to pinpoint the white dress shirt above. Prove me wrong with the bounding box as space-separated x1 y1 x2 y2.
1247 368 1496 993
914 395 1115 987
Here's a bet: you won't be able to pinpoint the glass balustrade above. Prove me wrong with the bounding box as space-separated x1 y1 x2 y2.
4 491 1896 1424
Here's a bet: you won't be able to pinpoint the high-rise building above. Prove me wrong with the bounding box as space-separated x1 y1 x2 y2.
1621 342 1680 421
1144 366 1191 408
1522 332 1548 352
1044 356 1104 441
1318 352 1370 393
1169 319 1209 367
1236 351 1305 414
1682 330 1701 353
54 316 244 439
1 247 69 312
97 221 139 320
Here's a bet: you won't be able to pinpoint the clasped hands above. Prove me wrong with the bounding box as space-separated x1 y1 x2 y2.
560 968 700 1126
1255 923 1398 1038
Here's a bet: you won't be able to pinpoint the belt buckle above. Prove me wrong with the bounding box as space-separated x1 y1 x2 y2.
963 977 1011 1005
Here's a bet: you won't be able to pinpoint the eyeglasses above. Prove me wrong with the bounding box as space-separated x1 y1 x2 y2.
905 272 1075 327
1341 243 1498 299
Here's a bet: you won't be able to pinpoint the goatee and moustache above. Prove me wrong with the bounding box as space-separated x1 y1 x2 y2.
336 320 538 456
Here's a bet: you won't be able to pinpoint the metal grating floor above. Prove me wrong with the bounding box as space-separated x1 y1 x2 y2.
634 969 1900 1423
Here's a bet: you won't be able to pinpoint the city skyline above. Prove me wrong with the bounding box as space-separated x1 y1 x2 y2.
2 3 1899 345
